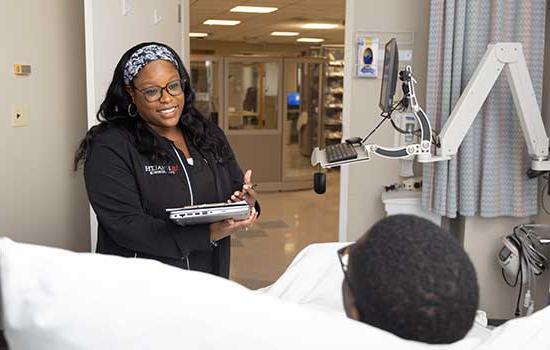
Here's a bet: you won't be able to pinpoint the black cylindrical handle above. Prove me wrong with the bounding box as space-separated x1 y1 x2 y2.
314 172 326 195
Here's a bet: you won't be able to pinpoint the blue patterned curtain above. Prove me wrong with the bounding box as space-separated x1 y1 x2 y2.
422 0 547 218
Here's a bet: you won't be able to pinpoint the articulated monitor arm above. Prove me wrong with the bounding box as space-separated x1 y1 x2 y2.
433 43 549 169
365 66 433 161
311 43 550 172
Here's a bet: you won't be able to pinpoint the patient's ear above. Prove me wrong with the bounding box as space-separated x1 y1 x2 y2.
347 304 360 321
342 280 361 321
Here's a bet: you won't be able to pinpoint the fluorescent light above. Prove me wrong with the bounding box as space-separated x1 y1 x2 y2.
230 6 278 13
203 19 241 26
189 32 208 38
297 38 325 43
271 31 300 36
301 23 338 29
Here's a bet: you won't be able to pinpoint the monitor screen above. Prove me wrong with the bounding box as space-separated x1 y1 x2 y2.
287 91 301 108
379 38 399 114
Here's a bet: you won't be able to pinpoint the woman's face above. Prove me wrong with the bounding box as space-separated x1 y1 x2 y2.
127 60 185 135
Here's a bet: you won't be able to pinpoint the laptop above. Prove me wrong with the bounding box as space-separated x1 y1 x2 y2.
166 201 250 226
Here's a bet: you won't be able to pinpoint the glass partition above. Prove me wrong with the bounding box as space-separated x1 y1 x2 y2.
225 59 281 131
190 57 221 126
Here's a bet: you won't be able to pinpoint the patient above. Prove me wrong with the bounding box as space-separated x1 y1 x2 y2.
339 215 479 344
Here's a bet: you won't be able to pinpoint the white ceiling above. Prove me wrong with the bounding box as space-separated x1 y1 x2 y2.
189 0 345 45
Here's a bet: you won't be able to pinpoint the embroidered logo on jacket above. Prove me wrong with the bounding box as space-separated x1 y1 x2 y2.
144 165 178 175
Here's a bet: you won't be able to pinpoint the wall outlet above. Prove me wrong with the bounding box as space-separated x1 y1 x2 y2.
12 104 30 127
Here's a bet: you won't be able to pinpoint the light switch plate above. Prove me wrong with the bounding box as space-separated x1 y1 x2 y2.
122 0 132 15
12 105 30 127
153 8 162 24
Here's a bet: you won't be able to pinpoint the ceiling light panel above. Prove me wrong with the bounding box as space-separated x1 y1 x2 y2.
297 38 325 43
189 32 208 38
230 6 278 13
203 19 241 26
271 31 300 36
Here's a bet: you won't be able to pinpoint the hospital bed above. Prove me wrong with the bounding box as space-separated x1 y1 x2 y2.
0 238 548 349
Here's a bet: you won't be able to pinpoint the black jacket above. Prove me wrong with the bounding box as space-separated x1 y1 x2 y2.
84 122 255 277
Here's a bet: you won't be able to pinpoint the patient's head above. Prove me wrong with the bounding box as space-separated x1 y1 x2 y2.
340 215 479 344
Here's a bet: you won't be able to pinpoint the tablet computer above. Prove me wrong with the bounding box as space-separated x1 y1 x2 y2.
166 201 250 226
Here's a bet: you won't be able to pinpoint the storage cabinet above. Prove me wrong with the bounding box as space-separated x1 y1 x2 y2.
322 46 344 146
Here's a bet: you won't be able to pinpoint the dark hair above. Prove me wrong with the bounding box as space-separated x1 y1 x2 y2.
74 42 227 170
348 215 479 344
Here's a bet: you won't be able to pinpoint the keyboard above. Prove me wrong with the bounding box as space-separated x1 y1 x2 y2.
325 143 358 163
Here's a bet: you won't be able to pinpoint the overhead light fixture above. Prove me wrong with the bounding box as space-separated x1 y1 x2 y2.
203 19 241 26
271 31 300 36
301 23 338 29
297 38 325 43
230 6 278 13
189 32 208 38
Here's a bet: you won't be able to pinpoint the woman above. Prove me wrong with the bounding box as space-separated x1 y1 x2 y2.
75 42 259 277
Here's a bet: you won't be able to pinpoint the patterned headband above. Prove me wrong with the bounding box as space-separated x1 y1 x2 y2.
123 44 179 85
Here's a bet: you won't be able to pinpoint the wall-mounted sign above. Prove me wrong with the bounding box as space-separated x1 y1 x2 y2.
356 37 379 78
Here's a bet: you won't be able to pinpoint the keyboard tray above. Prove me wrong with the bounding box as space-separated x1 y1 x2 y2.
311 144 371 168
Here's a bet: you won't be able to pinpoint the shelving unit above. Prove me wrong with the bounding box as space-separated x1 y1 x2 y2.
322 46 344 146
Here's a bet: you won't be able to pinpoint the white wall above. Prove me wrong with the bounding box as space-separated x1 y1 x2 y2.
84 0 188 250
0 0 89 251
341 0 430 241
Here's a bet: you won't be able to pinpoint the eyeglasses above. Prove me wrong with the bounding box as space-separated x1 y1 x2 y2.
134 79 185 102
337 244 351 274
337 244 355 293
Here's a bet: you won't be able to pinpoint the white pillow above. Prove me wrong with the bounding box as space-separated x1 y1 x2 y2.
258 242 347 314
0 238 548 350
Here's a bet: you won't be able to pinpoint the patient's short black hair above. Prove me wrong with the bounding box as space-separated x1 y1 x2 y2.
348 215 479 344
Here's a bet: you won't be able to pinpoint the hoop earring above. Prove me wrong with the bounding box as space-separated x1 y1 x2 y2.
128 103 138 117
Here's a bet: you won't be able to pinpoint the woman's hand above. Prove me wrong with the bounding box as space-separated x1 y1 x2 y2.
229 169 258 208
209 207 258 242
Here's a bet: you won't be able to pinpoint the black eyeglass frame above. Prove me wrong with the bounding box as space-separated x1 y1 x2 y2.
133 79 186 102
337 244 356 295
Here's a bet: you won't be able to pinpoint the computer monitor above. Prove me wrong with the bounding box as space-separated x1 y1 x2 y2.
287 91 300 109
379 38 399 114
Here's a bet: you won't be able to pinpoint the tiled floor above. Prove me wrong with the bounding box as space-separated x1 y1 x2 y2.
230 171 340 289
